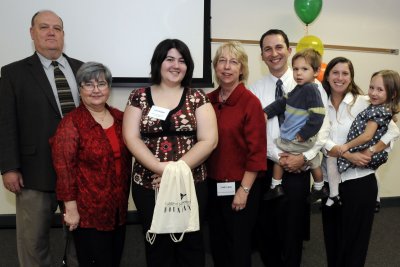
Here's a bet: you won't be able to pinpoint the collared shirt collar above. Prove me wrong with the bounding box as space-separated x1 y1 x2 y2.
36 52 67 69
328 92 355 108
271 67 292 83
276 67 293 83
342 92 355 105
271 68 295 94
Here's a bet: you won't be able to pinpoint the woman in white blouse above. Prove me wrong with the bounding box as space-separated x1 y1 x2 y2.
320 57 399 267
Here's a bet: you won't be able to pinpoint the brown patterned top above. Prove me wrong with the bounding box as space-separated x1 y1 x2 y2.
127 87 209 189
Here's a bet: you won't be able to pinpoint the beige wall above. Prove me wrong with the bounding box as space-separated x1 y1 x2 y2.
1 0 399 214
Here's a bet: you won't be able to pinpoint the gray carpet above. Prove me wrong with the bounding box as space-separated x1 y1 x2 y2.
1 206 399 267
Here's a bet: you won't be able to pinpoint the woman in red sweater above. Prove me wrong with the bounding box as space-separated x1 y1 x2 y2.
206 41 267 267
51 62 131 267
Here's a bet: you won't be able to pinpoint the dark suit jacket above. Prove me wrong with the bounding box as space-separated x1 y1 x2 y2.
0 52 83 191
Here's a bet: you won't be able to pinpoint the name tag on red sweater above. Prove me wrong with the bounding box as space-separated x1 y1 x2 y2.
217 182 235 196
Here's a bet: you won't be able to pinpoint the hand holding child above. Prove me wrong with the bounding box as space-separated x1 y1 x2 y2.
338 144 350 156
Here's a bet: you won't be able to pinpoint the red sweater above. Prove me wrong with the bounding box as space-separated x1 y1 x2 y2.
51 104 132 231
207 83 267 181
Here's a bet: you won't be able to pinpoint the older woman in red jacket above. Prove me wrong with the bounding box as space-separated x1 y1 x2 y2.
51 62 131 267
206 41 267 267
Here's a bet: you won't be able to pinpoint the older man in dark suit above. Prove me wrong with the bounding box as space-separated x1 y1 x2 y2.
0 10 82 267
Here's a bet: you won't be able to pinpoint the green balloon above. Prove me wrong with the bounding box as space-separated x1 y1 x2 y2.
294 0 323 25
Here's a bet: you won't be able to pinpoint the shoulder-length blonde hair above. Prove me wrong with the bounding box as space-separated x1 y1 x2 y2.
213 41 249 85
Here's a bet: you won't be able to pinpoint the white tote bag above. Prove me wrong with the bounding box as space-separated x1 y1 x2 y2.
146 160 200 244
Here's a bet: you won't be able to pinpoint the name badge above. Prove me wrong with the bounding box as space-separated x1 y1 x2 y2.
148 105 170 121
217 182 236 196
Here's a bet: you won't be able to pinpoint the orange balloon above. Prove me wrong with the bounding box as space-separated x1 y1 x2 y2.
317 62 327 82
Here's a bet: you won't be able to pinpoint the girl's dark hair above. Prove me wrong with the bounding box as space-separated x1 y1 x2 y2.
150 39 194 87
322 57 363 97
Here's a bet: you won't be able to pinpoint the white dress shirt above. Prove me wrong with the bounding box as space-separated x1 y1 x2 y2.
249 68 329 163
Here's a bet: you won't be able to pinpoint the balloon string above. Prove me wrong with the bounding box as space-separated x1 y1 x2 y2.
305 25 309 35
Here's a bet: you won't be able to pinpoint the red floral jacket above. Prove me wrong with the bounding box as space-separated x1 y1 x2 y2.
50 104 132 231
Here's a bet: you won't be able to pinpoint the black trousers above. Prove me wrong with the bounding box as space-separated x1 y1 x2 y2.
207 178 262 267
132 181 207 267
256 159 311 267
322 173 377 267
72 224 126 267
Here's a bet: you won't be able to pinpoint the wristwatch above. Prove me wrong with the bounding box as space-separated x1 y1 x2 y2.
368 146 376 154
240 184 250 193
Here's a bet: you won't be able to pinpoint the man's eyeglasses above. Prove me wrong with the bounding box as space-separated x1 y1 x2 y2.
81 81 108 91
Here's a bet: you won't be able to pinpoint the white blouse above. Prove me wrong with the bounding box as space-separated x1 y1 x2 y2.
323 93 399 182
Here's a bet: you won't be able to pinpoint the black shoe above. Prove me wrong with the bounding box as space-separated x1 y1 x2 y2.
308 185 329 203
375 201 381 213
330 195 343 206
263 185 285 200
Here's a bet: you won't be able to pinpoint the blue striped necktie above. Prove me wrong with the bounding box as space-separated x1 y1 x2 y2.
52 61 75 116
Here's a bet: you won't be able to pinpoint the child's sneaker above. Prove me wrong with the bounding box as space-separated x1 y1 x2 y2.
307 184 329 203
330 195 342 206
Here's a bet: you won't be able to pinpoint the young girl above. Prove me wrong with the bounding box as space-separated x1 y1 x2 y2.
326 70 400 206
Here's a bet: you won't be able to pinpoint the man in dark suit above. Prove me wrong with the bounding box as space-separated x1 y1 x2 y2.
0 10 82 267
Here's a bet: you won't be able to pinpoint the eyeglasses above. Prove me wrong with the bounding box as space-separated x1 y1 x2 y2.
217 58 240 66
81 81 108 91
